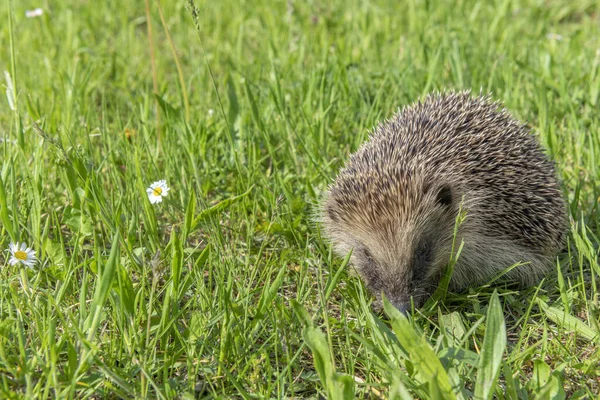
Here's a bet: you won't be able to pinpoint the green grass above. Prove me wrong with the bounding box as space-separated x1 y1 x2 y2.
1 0 599 398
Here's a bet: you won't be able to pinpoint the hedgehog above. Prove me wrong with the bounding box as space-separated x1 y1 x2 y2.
322 91 567 312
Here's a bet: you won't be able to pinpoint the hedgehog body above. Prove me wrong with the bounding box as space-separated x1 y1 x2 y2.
322 92 567 311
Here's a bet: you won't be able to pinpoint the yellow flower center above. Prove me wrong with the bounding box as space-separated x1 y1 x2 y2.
15 250 28 261
152 187 163 196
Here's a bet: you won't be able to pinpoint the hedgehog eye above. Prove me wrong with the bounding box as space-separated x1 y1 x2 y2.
357 249 382 290
368 279 383 292
435 184 453 208
360 248 378 271
364 270 383 292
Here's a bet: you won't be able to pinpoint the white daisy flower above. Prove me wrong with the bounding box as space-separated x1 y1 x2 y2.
8 242 37 269
25 8 44 18
146 180 170 204
546 33 563 41
0 137 18 145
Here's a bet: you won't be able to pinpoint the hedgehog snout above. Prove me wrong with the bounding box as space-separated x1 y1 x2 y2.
388 294 413 314
391 300 412 314
385 281 430 314
379 266 416 313
383 250 440 313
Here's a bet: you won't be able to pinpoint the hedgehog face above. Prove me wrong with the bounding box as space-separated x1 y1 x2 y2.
324 177 458 312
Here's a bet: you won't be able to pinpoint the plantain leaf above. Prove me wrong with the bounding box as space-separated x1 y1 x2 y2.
537 299 597 342
474 290 506 400
292 300 355 400
383 297 457 399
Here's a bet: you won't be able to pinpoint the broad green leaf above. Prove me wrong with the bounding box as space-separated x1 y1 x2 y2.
537 299 597 342
439 347 479 366
291 300 312 330
474 290 506 400
332 373 355 400
114 264 135 318
532 359 551 389
302 325 355 400
503 362 520 399
43 238 66 267
292 301 355 400
535 374 566 400
440 311 467 346
384 298 457 400
532 360 566 400
389 376 413 400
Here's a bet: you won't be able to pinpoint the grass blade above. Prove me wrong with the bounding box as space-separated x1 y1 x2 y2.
0 173 17 241
190 186 253 230
85 232 120 341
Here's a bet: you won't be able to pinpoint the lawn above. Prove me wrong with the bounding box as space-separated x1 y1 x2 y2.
1 0 599 398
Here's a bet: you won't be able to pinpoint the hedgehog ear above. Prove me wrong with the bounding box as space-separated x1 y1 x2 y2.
435 183 454 208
